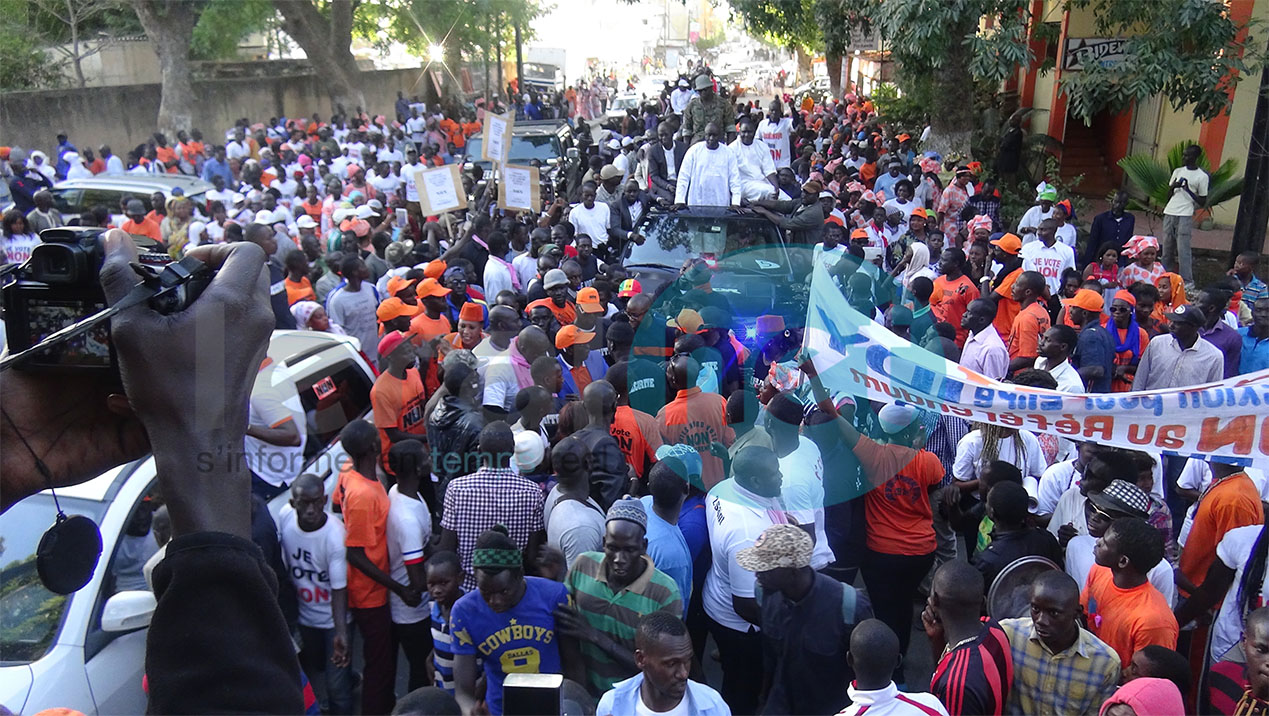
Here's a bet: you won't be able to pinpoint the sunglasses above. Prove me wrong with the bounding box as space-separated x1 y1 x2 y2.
1087 501 1118 522
1109 305 1132 313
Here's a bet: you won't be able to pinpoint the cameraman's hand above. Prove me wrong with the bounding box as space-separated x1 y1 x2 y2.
103 231 273 537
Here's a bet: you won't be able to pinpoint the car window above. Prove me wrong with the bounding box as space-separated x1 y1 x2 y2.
83 480 159 661
466 135 560 163
78 188 126 215
0 494 107 664
295 357 374 458
50 188 82 215
626 214 788 274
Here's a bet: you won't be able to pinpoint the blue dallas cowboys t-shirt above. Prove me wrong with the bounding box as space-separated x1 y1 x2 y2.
449 576 571 715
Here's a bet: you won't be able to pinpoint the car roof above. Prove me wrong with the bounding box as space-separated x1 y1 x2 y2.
55 175 214 195
53 461 144 502
643 206 768 220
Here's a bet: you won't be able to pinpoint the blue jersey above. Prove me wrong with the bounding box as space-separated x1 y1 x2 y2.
450 577 571 715
430 596 463 693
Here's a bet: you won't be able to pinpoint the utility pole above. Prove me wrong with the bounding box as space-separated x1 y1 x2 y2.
1231 36 1269 262
484 18 491 104
514 20 524 99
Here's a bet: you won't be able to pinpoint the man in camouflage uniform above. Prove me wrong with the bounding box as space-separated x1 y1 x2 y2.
682 74 731 146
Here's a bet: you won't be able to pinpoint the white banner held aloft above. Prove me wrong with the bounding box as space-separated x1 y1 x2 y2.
417 164 467 216
482 111 514 166
498 164 540 212
802 262 1269 464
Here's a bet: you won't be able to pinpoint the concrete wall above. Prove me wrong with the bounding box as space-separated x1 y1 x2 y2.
0 66 424 160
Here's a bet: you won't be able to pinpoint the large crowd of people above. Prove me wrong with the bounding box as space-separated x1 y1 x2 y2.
4 65 1269 716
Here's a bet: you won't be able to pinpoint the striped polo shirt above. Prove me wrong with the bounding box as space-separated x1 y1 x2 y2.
931 618 1014 716
564 552 683 693
430 597 462 693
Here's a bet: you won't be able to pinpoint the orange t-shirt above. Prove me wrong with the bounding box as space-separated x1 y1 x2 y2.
855 438 944 555
154 145 179 173
299 200 323 220
410 312 452 343
1178 473 1263 596
610 405 663 478
285 277 316 305
655 388 735 490
440 118 464 149
933 274 979 347
339 467 391 608
1008 301 1051 360
860 162 878 189
121 217 163 242
371 367 428 470
526 297 577 327
992 268 1022 340
1081 564 1178 667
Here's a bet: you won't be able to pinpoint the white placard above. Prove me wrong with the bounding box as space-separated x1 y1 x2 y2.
498 164 540 212
482 111 514 165
416 164 467 216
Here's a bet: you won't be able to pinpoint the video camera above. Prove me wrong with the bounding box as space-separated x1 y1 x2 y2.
2 227 213 372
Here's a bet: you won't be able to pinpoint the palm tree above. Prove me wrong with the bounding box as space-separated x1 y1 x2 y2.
1118 141 1243 229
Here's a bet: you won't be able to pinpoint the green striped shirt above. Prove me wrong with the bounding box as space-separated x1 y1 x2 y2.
564 552 683 693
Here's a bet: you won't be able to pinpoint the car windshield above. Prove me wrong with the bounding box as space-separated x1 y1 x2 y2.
466 134 560 163
626 214 787 274
0 494 107 664
612 97 640 110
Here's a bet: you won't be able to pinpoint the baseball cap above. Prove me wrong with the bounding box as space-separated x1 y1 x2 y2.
386 274 419 296
736 524 814 572
458 302 484 323
877 401 921 434
253 209 275 225
621 136 635 148
424 260 447 280
555 324 595 349
1088 479 1149 519
367 198 385 211
543 268 569 290
824 214 845 227
376 297 422 322
698 306 731 331
850 228 869 240
618 278 642 298
1038 186 1058 201
1063 288 1104 313
296 215 318 229
416 277 451 298
655 443 703 485
667 308 704 334
990 233 1023 255
354 205 376 219
377 330 410 358
678 78 689 87
599 164 622 181
910 207 929 219
1165 303 1206 326
605 139 621 152
576 287 603 314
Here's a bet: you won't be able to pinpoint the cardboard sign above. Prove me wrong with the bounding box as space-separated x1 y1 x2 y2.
498 164 541 212
481 111 514 166
416 164 467 216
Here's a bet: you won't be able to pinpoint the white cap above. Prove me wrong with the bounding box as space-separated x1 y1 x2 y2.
270 209 289 224
354 205 376 219
877 402 920 434
621 136 635 148
296 215 318 229
606 138 621 150
332 207 352 223
513 431 546 474
253 209 274 225
230 192 246 205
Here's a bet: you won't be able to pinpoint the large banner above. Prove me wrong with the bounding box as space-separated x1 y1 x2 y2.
802 264 1269 464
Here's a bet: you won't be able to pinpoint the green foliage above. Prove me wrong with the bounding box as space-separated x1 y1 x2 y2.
368 0 545 61
728 0 820 52
191 0 274 60
870 82 925 132
695 27 725 54
1118 141 1244 217
0 17 63 90
1062 0 1264 123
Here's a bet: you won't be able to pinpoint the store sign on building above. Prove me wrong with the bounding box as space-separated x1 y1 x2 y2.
1064 37 1128 71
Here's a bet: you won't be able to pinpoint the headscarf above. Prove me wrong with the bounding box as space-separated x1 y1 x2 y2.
1098 678 1184 716
291 300 321 329
1122 234 1159 258
1111 290 1142 359
902 242 932 287
966 214 993 237
1152 271 1187 324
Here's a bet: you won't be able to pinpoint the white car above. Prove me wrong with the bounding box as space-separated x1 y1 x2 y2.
606 93 643 123
0 330 375 714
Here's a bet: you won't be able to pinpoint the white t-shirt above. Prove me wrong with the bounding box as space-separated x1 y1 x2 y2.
1046 485 1089 538
1066 534 1176 607
1054 222 1078 249
369 171 401 199
778 436 832 570
635 692 692 716
570 203 612 247
1021 240 1076 295
952 429 1047 504
406 117 427 143
400 162 422 202
1036 459 1080 516
544 486 606 570
756 117 794 168
482 355 520 413
1164 167 1210 217
512 251 538 289
387 485 432 624
704 479 780 632
279 513 348 630
1035 357 1085 394
812 243 847 275
1212 524 1268 662
244 362 307 488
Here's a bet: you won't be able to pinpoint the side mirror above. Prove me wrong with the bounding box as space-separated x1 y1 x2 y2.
566 147 580 160
101 590 156 632
546 157 560 167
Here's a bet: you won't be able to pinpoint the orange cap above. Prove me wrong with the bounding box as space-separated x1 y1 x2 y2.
850 228 869 240
555 324 596 349
424 260 447 280
386 274 419 296
576 287 603 314
1063 288 1104 312
990 233 1022 255
666 308 704 334
416 277 451 298
458 301 485 323
376 296 422 321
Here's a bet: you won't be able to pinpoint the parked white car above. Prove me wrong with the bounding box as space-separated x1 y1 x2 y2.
0 330 375 714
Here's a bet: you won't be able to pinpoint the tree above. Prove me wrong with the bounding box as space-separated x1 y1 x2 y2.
191 0 275 61
274 0 365 112
728 0 820 82
31 0 124 88
132 0 209 137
